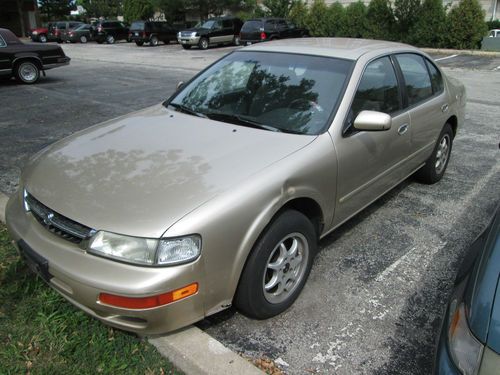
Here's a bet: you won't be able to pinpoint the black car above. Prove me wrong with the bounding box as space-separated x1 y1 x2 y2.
91 20 129 44
177 16 243 50
0 28 70 84
60 24 92 43
240 18 309 44
129 21 178 46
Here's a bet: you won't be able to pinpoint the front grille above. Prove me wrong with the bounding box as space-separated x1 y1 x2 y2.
25 192 95 244
181 31 194 37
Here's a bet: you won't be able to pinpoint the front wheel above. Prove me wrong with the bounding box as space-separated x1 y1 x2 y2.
150 35 159 46
15 61 40 84
80 35 88 43
415 123 453 184
106 35 115 44
198 37 208 50
233 35 240 46
234 210 317 319
135 41 144 46
39 34 47 43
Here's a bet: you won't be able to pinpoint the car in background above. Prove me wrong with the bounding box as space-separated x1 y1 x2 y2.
488 29 500 37
240 18 309 44
29 24 52 43
434 204 500 374
177 16 243 50
60 24 92 43
129 21 178 46
0 28 70 84
49 21 84 43
91 20 129 44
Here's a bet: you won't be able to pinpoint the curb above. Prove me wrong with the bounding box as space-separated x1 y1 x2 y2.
0 191 263 375
421 47 500 57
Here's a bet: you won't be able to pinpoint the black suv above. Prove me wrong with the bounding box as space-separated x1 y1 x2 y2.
240 18 309 44
177 16 243 50
129 21 178 46
91 20 129 44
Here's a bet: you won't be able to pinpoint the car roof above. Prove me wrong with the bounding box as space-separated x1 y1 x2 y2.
0 28 21 43
242 37 419 61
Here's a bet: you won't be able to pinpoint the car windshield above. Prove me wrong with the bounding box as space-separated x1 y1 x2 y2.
131 21 145 30
167 51 353 135
74 24 89 31
200 20 216 29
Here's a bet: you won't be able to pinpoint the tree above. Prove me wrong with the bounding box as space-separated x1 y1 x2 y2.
39 0 74 20
123 0 155 22
408 0 446 47
338 1 367 38
182 0 241 19
328 2 346 37
305 0 333 36
78 0 123 18
393 0 421 41
446 0 487 49
365 0 395 41
262 0 298 17
154 0 186 23
288 1 308 28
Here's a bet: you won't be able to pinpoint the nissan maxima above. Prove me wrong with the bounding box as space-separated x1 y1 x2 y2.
6 38 466 334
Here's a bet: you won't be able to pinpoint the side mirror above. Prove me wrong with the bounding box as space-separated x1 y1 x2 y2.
353 110 391 131
176 81 184 90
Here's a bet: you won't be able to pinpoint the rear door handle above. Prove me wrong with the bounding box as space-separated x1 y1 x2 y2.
398 123 409 135
441 104 449 113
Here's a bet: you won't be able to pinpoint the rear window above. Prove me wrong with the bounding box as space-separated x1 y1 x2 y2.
241 21 263 32
131 21 145 30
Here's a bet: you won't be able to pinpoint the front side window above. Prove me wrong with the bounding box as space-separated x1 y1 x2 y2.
351 56 400 118
396 53 433 106
168 51 353 135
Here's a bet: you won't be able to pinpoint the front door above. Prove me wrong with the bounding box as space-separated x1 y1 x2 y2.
0 35 12 76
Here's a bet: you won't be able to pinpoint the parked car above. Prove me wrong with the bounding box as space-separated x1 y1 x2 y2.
91 20 129 44
0 28 70 84
129 21 178 46
29 24 52 43
177 16 243 49
6 38 465 334
434 205 500 375
60 24 92 43
49 21 84 43
488 29 500 37
240 18 309 44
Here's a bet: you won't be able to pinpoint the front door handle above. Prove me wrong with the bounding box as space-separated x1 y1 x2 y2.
398 123 409 135
441 103 449 113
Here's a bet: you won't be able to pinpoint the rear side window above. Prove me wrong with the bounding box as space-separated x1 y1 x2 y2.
242 21 262 31
352 56 401 117
131 21 145 30
425 59 444 94
222 20 233 28
396 53 433 106
0 36 6 47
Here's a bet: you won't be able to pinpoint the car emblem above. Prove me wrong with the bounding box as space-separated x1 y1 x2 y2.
44 212 54 225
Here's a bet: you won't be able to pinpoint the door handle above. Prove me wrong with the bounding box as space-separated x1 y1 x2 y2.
441 104 449 113
398 123 409 135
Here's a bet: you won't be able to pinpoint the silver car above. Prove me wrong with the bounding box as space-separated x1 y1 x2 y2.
6 38 466 334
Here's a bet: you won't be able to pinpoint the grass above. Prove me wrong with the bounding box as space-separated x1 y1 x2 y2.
0 224 182 375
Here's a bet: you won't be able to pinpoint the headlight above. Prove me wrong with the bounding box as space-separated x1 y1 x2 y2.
177 31 181 37
88 231 201 266
191 31 197 37
448 301 484 375
32 31 38 35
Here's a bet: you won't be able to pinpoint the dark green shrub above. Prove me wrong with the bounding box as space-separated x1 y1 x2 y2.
288 1 309 28
306 0 336 36
393 0 421 41
446 0 487 49
365 0 395 40
408 0 446 47
338 1 367 38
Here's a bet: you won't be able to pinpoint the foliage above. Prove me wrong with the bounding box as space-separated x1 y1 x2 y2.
0 225 182 374
154 0 187 23
365 0 395 40
446 0 487 49
393 0 421 41
339 1 367 38
486 19 500 30
408 0 446 47
288 0 308 27
78 0 123 18
305 0 335 36
182 0 241 19
123 0 155 22
38 0 74 20
262 0 299 17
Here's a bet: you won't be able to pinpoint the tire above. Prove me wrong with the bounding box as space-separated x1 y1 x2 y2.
15 61 40 84
80 35 88 43
150 35 159 46
198 37 208 50
57 39 62 44
233 35 241 46
135 41 144 46
415 123 453 184
39 34 47 43
181 44 192 50
234 210 317 319
106 35 115 44
97 40 104 44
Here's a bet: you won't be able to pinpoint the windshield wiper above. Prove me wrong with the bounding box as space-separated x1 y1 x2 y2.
204 112 283 132
168 103 207 118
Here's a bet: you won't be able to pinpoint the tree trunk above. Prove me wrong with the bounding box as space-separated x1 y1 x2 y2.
16 0 26 36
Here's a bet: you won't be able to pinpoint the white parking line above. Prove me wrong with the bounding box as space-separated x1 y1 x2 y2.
434 54 458 61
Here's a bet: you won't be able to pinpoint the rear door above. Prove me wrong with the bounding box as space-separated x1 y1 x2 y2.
209 20 225 43
221 19 234 43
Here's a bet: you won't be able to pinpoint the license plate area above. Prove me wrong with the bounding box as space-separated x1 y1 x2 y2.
18 240 52 282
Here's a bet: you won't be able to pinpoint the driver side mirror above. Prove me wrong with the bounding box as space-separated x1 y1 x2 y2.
353 110 391 131
176 81 184 90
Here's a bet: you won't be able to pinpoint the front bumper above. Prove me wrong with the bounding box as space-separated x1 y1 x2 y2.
177 36 200 46
5 191 206 334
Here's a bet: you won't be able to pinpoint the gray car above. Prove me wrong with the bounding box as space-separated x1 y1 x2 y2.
6 38 466 334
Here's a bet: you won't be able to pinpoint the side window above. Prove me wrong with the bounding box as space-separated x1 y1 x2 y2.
351 56 401 119
213 21 222 30
0 35 6 47
222 20 232 29
276 20 287 29
425 59 444 94
396 53 433 106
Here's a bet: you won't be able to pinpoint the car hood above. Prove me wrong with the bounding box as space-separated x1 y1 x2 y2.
183 27 208 34
23 104 315 238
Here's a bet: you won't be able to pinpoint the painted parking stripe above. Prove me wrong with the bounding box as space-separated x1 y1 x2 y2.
434 54 458 61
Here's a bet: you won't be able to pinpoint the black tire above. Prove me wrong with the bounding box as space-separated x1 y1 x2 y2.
14 61 40 84
198 37 209 50
181 44 192 50
150 35 159 46
106 35 115 44
415 123 453 184
234 210 317 319
233 35 241 46
39 34 47 43
135 41 144 46
97 40 104 44
57 39 62 44
80 35 88 43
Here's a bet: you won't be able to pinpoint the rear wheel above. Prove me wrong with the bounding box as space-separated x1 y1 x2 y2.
39 34 47 43
198 37 208 50
80 35 88 43
234 210 317 319
150 35 159 46
415 123 453 184
135 41 144 46
15 61 40 84
233 35 241 46
106 35 115 44
181 44 191 50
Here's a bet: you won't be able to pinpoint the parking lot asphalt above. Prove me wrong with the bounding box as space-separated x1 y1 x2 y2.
1 42 499 374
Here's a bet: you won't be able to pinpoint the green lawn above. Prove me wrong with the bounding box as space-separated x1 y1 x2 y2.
0 225 182 375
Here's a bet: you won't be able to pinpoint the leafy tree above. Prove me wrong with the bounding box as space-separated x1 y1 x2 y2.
154 0 186 23
182 0 241 19
446 0 487 49
339 1 367 38
328 2 346 37
78 0 123 18
288 0 308 27
123 0 155 22
305 0 334 36
393 0 421 41
39 0 74 20
365 0 395 40
408 0 446 47
262 0 298 17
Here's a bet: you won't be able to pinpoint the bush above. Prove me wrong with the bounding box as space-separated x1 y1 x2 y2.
338 1 367 38
123 0 154 23
365 0 395 40
328 2 346 37
306 0 336 36
486 19 500 30
408 0 446 47
288 1 308 28
446 0 487 49
393 0 421 41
